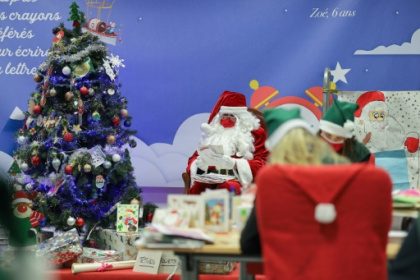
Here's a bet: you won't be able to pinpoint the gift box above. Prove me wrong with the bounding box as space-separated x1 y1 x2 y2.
96 229 139 260
77 247 123 263
36 228 83 265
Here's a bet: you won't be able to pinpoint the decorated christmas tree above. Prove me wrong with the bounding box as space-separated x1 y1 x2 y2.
11 3 141 237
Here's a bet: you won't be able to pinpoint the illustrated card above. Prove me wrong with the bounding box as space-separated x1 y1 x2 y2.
116 204 139 233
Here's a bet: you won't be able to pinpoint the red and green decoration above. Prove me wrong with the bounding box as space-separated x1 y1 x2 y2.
68 2 85 28
8 160 21 176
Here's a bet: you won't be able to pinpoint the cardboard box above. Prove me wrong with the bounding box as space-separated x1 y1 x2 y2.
97 229 140 260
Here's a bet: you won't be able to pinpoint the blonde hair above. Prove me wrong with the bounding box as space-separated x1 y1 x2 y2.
269 127 348 165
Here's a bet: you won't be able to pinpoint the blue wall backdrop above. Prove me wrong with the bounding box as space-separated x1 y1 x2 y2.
1 0 420 191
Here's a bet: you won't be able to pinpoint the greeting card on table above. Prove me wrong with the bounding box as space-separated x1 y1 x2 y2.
167 195 203 227
117 204 139 233
201 190 229 232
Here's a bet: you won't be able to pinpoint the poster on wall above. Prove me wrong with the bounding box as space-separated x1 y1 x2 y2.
339 90 420 190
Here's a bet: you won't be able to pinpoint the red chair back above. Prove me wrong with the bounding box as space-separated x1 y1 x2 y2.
256 163 392 280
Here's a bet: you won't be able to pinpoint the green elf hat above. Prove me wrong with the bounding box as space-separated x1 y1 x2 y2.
319 99 359 138
263 107 313 151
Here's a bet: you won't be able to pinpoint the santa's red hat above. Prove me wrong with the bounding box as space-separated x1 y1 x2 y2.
207 91 248 123
12 190 32 206
354 91 386 117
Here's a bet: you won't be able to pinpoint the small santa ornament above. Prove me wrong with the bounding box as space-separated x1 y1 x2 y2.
9 186 46 248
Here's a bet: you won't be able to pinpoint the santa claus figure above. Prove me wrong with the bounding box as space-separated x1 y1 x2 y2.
8 187 45 248
186 90 269 195
354 91 406 152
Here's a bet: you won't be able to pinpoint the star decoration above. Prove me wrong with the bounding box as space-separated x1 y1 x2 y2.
106 54 125 68
72 124 82 134
331 62 351 84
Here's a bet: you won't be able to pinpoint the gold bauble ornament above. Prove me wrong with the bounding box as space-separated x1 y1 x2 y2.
65 91 74 101
107 135 116 144
83 164 92 173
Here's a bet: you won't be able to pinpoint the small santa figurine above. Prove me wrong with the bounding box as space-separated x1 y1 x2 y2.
186 90 269 194
8 186 45 248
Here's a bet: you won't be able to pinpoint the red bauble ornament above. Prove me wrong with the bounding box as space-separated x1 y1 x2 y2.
65 165 73 175
63 131 73 142
112 116 120 126
32 105 42 115
76 218 84 227
80 86 89 95
31 155 40 166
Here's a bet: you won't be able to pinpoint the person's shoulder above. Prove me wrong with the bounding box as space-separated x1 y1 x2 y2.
353 139 370 152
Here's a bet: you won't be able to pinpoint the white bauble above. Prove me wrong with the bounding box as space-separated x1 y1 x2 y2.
49 88 57 96
107 88 115 95
52 158 61 170
17 136 27 145
62 66 71 75
103 161 112 169
67 216 76 226
112 154 121 162
20 162 28 171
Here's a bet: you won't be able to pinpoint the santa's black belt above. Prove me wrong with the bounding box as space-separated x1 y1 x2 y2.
208 169 235 176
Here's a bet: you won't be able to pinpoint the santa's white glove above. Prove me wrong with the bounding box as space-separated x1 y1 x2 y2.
195 156 209 171
212 155 236 169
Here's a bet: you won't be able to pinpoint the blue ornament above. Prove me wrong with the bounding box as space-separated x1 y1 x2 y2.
124 120 131 127
129 140 137 148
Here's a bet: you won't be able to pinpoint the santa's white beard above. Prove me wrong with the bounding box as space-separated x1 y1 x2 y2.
363 118 404 151
200 121 255 159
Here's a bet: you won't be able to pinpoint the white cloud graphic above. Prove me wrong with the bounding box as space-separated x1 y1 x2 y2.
128 113 209 188
354 28 420 55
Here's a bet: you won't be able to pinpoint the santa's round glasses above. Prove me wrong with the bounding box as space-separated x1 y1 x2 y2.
220 113 237 121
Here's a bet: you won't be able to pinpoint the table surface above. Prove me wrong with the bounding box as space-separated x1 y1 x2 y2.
137 230 402 260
